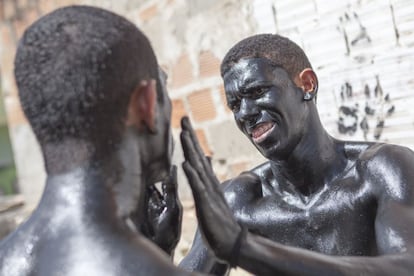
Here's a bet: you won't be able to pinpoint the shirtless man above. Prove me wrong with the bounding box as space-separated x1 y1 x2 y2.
180 34 414 275
0 6 189 275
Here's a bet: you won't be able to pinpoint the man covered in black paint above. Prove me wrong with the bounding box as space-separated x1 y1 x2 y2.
180 34 414 275
0 5 190 276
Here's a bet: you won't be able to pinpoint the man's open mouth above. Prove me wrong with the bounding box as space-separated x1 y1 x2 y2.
251 122 275 143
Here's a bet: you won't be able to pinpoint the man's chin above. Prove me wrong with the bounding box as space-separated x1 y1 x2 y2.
253 140 280 159
149 164 171 185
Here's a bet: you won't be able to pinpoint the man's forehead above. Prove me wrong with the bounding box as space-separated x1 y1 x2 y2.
224 58 268 76
223 58 289 91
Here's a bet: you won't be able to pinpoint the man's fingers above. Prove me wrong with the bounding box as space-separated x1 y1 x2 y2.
182 117 206 160
163 166 181 207
183 160 229 226
180 130 204 173
181 117 210 171
181 117 223 198
149 185 162 201
206 156 212 166
204 156 223 193
162 165 178 194
181 116 204 153
182 161 208 202
143 184 158 207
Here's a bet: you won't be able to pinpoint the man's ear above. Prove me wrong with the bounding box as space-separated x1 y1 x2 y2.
298 68 318 93
126 79 157 132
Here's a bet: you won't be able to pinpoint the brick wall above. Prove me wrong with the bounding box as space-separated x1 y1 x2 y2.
1 0 414 206
0 0 260 205
1 1 413 274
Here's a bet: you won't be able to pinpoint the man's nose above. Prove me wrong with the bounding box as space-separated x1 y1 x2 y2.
237 98 259 123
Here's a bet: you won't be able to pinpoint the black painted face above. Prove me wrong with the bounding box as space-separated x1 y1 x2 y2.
145 68 174 184
223 58 307 160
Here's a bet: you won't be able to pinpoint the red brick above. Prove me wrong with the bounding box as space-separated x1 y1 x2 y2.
195 128 212 156
171 53 194 89
58 0 78 6
0 2 4 21
229 160 249 176
3 0 16 20
0 23 15 50
38 0 56 15
199 51 221 79
5 96 27 126
13 8 40 39
187 88 216 122
1 60 18 98
138 3 158 22
171 98 187 129
218 85 232 114
216 172 229 182
17 0 30 10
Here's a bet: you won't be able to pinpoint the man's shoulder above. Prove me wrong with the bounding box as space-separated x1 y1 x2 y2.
222 161 270 208
222 161 270 189
0 226 36 276
354 142 414 201
341 140 414 166
356 142 414 167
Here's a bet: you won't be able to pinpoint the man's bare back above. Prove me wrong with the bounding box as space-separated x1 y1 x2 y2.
0 6 190 275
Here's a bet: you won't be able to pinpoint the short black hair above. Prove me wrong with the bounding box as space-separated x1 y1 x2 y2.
15 5 158 152
221 34 312 81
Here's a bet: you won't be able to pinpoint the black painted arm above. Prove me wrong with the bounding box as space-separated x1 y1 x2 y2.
131 166 183 257
179 230 230 275
180 116 414 276
236 232 414 275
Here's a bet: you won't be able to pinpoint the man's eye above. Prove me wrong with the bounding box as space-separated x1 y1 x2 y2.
253 88 267 98
229 102 240 112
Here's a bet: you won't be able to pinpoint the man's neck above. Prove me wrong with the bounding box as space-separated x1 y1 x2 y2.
38 133 144 223
38 165 120 225
42 139 105 174
270 111 348 197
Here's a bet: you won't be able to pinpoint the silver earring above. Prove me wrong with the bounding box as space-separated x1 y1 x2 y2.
303 82 318 101
303 91 314 101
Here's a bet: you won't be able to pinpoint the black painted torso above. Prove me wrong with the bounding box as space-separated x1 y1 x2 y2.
225 142 388 257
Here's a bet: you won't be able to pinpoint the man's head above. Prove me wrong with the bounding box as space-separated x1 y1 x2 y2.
15 5 173 184
15 5 164 154
221 34 315 89
221 34 319 160
15 5 172 178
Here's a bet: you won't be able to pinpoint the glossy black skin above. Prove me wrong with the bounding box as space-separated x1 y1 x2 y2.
131 69 183 257
0 82 191 276
0 164 184 276
0 17 188 275
133 166 183 257
180 58 414 275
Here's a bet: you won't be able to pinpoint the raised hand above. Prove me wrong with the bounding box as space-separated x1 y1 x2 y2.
180 116 243 266
136 166 183 256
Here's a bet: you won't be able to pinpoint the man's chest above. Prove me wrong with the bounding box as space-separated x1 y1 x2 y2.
233 178 379 256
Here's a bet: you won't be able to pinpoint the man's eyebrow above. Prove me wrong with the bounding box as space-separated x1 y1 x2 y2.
226 77 255 95
224 80 262 99
244 80 266 89
241 80 272 95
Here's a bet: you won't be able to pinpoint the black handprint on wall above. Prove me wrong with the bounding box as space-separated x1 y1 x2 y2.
338 82 359 135
337 76 395 140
